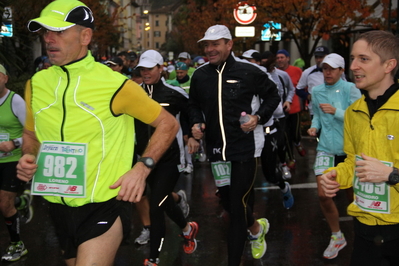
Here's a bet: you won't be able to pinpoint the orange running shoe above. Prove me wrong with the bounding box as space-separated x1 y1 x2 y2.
182 221 199 254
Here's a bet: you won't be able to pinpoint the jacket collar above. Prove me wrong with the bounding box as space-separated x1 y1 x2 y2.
208 52 234 71
58 51 94 73
353 83 399 113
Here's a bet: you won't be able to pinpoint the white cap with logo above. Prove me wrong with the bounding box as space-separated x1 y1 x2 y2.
322 53 345 69
136 50 164 68
198 25 232 43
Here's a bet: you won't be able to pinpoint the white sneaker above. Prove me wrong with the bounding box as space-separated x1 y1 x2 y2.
198 152 207 162
184 164 193 174
281 163 291 179
134 228 150 245
177 190 190 218
323 234 347 259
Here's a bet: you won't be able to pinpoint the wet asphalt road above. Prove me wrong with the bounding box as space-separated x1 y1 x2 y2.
0 136 354 266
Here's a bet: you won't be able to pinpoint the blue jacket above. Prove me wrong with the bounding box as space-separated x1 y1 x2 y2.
311 79 361 155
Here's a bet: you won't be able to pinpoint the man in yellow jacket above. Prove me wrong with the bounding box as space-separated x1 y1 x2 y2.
321 30 399 265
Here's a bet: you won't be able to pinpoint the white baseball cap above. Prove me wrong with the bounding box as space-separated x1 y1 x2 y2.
178 52 191 59
322 53 345 69
136 50 164 68
242 49 259 59
198 25 232 42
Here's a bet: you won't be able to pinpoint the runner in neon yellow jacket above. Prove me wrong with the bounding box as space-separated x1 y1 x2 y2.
18 1 179 264
24 51 165 207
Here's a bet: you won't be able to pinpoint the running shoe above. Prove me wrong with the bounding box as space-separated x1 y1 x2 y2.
144 258 159 266
287 159 296 170
177 190 190 218
295 143 306 157
184 163 193 174
17 192 34 224
323 234 347 259
23 189 33 204
282 182 294 209
2 241 28 262
182 221 199 254
135 228 150 245
248 218 269 259
281 163 292 179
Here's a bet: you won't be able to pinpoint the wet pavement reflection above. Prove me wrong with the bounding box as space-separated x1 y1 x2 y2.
1 137 354 266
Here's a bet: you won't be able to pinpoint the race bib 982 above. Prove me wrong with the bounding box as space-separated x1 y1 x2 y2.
32 141 87 198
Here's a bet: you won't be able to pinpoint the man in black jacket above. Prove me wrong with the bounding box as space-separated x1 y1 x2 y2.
189 24 280 266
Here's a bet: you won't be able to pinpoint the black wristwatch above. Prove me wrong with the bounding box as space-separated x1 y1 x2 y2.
138 157 155 169
12 139 21 149
387 167 399 185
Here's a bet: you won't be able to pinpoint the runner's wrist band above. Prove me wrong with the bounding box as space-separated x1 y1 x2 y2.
12 139 21 148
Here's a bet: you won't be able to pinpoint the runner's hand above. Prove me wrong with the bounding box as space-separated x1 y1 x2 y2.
192 123 205 140
0 140 15 153
187 137 200 154
320 170 340 197
355 153 391 183
307 127 317 136
110 163 150 202
16 154 38 182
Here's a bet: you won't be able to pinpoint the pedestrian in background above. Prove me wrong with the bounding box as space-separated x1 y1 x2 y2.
276 49 305 169
105 56 124 75
243 49 295 210
296 46 330 118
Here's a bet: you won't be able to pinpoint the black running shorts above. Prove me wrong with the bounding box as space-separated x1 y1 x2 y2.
0 161 25 192
49 197 123 259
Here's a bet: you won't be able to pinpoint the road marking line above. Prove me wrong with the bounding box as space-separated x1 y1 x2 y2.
255 182 318 190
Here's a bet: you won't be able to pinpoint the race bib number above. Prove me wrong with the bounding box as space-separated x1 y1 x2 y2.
0 133 12 158
32 141 87 198
353 155 391 214
314 152 334 176
211 161 231 187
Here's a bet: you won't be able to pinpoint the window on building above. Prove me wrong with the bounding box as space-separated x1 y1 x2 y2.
155 20 159 27
156 42 160 49
154 31 161 37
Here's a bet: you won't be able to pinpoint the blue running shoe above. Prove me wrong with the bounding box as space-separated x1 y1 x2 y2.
282 182 294 209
